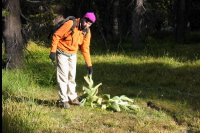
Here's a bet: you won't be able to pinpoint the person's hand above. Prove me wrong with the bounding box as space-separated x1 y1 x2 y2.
49 52 56 61
87 66 93 75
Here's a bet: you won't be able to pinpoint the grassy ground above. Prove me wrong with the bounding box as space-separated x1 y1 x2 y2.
2 40 200 133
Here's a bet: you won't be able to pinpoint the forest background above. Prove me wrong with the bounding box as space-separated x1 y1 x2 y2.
2 0 200 133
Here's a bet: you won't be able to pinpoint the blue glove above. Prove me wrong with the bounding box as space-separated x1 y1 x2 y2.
87 66 93 75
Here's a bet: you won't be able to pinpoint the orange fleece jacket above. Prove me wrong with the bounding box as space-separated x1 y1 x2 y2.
50 18 92 66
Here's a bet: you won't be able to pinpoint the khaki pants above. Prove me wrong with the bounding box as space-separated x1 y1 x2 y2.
56 52 77 102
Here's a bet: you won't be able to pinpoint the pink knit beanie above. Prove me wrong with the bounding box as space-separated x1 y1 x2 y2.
84 12 96 23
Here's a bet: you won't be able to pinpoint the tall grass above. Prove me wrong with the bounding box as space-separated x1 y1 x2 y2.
2 39 200 133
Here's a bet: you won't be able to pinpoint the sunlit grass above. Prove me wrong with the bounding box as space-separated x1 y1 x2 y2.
2 40 200 132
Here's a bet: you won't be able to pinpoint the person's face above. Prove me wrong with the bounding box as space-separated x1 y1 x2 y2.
82 18 93 29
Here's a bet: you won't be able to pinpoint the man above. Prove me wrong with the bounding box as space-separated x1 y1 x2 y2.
49 12 96 109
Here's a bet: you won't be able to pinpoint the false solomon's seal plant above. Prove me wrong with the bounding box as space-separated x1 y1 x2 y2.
80 75 140 112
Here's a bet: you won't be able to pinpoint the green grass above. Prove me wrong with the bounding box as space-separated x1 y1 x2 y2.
2 40 200 133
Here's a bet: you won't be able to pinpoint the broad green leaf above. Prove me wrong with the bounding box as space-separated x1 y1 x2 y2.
110 101 121 112
83 86 98 96
89 88 98 96
111 96 122 103
83 75 90 84
118 101 130 110
119 95 134 103
119 104 130 110
109 99 119 103
86 96 98 103
127 105 140 110
118 101 128 105
89 74 93 82
102 94 110 100
82 86 92 95
84 75 93 88
91 83 102 96
106 102 112 108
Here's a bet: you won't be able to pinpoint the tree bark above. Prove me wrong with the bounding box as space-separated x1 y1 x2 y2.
132 0 145 49
112 0 120 43
175 0 187 42
3 0 24 69
53 5 66 25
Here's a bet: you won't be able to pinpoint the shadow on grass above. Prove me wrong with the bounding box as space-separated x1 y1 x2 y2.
88 62 200 109
24 58 200 111
19 43 200 118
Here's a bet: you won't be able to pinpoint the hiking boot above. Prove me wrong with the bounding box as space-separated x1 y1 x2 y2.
63 101 70 109
69 98 83 106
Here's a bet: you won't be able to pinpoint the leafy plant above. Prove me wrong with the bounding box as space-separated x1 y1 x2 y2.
80 75 140 112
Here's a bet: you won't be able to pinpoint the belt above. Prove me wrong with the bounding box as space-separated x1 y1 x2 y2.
57 49 76 57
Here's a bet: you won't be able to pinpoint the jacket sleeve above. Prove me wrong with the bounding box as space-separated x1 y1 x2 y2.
81 29 92 66
50 20 74 53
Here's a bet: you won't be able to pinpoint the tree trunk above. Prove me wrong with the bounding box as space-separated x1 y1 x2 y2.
132 0 145 49
112 0 120 43
53 5 66 25
3 0 24 69
170 0 176 28
175 0 186 42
